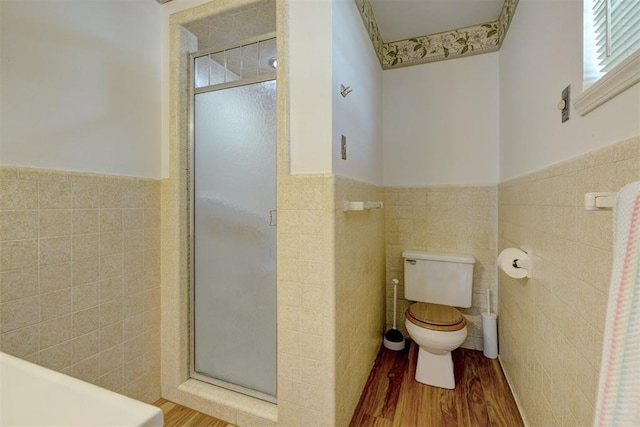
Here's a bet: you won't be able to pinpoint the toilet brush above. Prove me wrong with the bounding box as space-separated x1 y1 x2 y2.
383 279 405 351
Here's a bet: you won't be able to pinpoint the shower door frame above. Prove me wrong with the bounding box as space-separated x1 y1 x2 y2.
187 33 277 403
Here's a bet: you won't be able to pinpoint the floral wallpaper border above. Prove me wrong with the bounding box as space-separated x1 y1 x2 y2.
354 0 384 64
355 0 519 69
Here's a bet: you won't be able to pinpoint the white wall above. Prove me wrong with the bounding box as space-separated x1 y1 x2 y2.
160 0 211 178
499 0 640 181
382 53 500 186
332 0 383 185
289 0 333 175
0 0 162 178
161 0 381 181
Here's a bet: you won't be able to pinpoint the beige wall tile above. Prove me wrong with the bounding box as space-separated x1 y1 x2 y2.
141 180 161 209
123 209 144 230
72 234 100 260
40 262 71 293
17 168 69 182
123 336 144 361
71 176 101 209
384 185 496 350
0 167 18 180
72 210 100 235
40 340 73 371
72 257 100 286
100 254 123 279
95 366 123 392
73 306 100 337
100 179 123 209
100 321 124 351
100 298 123 327
39 180 72 209
123 229 144 253
40 315 72 350
122 180 144 209
68 354 101 383
100 209 123 233
123 272 144 296
100 232 123 256
1 239 38 271
122 291 144 318
0 179 38 210
72 283 99 311
40 237 72 266
71 330 100 364
40 288 72 321
99 277 123 303
1 210 38 241
498 136 640 426
1 295 40 333
40 210 72 237
1 167 159 405
0 324 39 357
334 177 385 426
123 354 144 381
123 314 143 341
99 343 123 375
0 267 38 302
143 228 160 252
143 208 160 229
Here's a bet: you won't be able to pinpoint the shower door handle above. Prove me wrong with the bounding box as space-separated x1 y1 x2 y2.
269 210 277 226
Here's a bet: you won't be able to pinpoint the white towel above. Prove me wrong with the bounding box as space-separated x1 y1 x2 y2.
594 181 640 426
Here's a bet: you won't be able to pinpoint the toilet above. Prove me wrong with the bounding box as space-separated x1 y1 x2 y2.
402 251 475 389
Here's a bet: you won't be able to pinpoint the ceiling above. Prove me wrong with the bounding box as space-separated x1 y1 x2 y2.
370 0 504 42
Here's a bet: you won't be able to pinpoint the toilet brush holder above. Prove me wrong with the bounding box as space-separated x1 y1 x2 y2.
482 312 498 359
383 332 405 351
384 279 405 351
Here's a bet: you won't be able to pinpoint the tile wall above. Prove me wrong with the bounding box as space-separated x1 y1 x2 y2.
162 3 281 424
498 136 640 426
0 166 162 403
384 185 497 350
278 174 386 426
277 174 336 425
334 176 385 426
165 3 387 426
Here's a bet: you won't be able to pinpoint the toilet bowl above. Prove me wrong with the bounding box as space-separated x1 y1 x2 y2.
404 302 467 389
402 251 475 389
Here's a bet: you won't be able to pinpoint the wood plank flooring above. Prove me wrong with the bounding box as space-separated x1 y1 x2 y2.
350 341 524 427
155 342 522 427
154 398 235 427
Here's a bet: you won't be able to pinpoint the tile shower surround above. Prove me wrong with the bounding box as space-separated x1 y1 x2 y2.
0 166 161 404
498 136 640 426
384 185 497 350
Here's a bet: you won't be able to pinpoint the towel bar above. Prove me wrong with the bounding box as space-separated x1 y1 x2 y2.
343 201 383 212
584 192 617 210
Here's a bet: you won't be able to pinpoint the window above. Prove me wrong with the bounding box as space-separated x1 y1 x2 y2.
594 0 640 70
576 0 640 115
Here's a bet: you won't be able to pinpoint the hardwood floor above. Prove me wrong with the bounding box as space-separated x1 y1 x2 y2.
350 341 524 427
154 398 235 427
155 342 522 427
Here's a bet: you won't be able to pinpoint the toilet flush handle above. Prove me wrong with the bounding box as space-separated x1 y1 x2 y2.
406 259 416 265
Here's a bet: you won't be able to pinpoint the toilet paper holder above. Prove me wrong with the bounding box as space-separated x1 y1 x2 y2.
512 258 529 270
498 248 532 279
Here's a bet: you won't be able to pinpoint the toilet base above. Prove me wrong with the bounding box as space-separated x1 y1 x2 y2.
415 346 455 389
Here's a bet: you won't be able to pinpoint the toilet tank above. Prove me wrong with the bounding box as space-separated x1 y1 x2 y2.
403 251 475 308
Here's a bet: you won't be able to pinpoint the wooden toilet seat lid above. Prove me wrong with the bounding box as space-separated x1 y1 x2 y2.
405 302 466 332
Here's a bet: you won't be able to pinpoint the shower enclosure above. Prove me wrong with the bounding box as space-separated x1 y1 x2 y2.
189 34 277 402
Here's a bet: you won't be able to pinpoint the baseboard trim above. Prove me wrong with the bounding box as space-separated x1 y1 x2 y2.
497 355 529 427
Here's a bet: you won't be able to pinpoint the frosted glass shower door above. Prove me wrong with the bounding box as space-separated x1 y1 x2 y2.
193 80 276 399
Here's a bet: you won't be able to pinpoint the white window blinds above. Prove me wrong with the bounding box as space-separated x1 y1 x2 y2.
592 0 640 73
